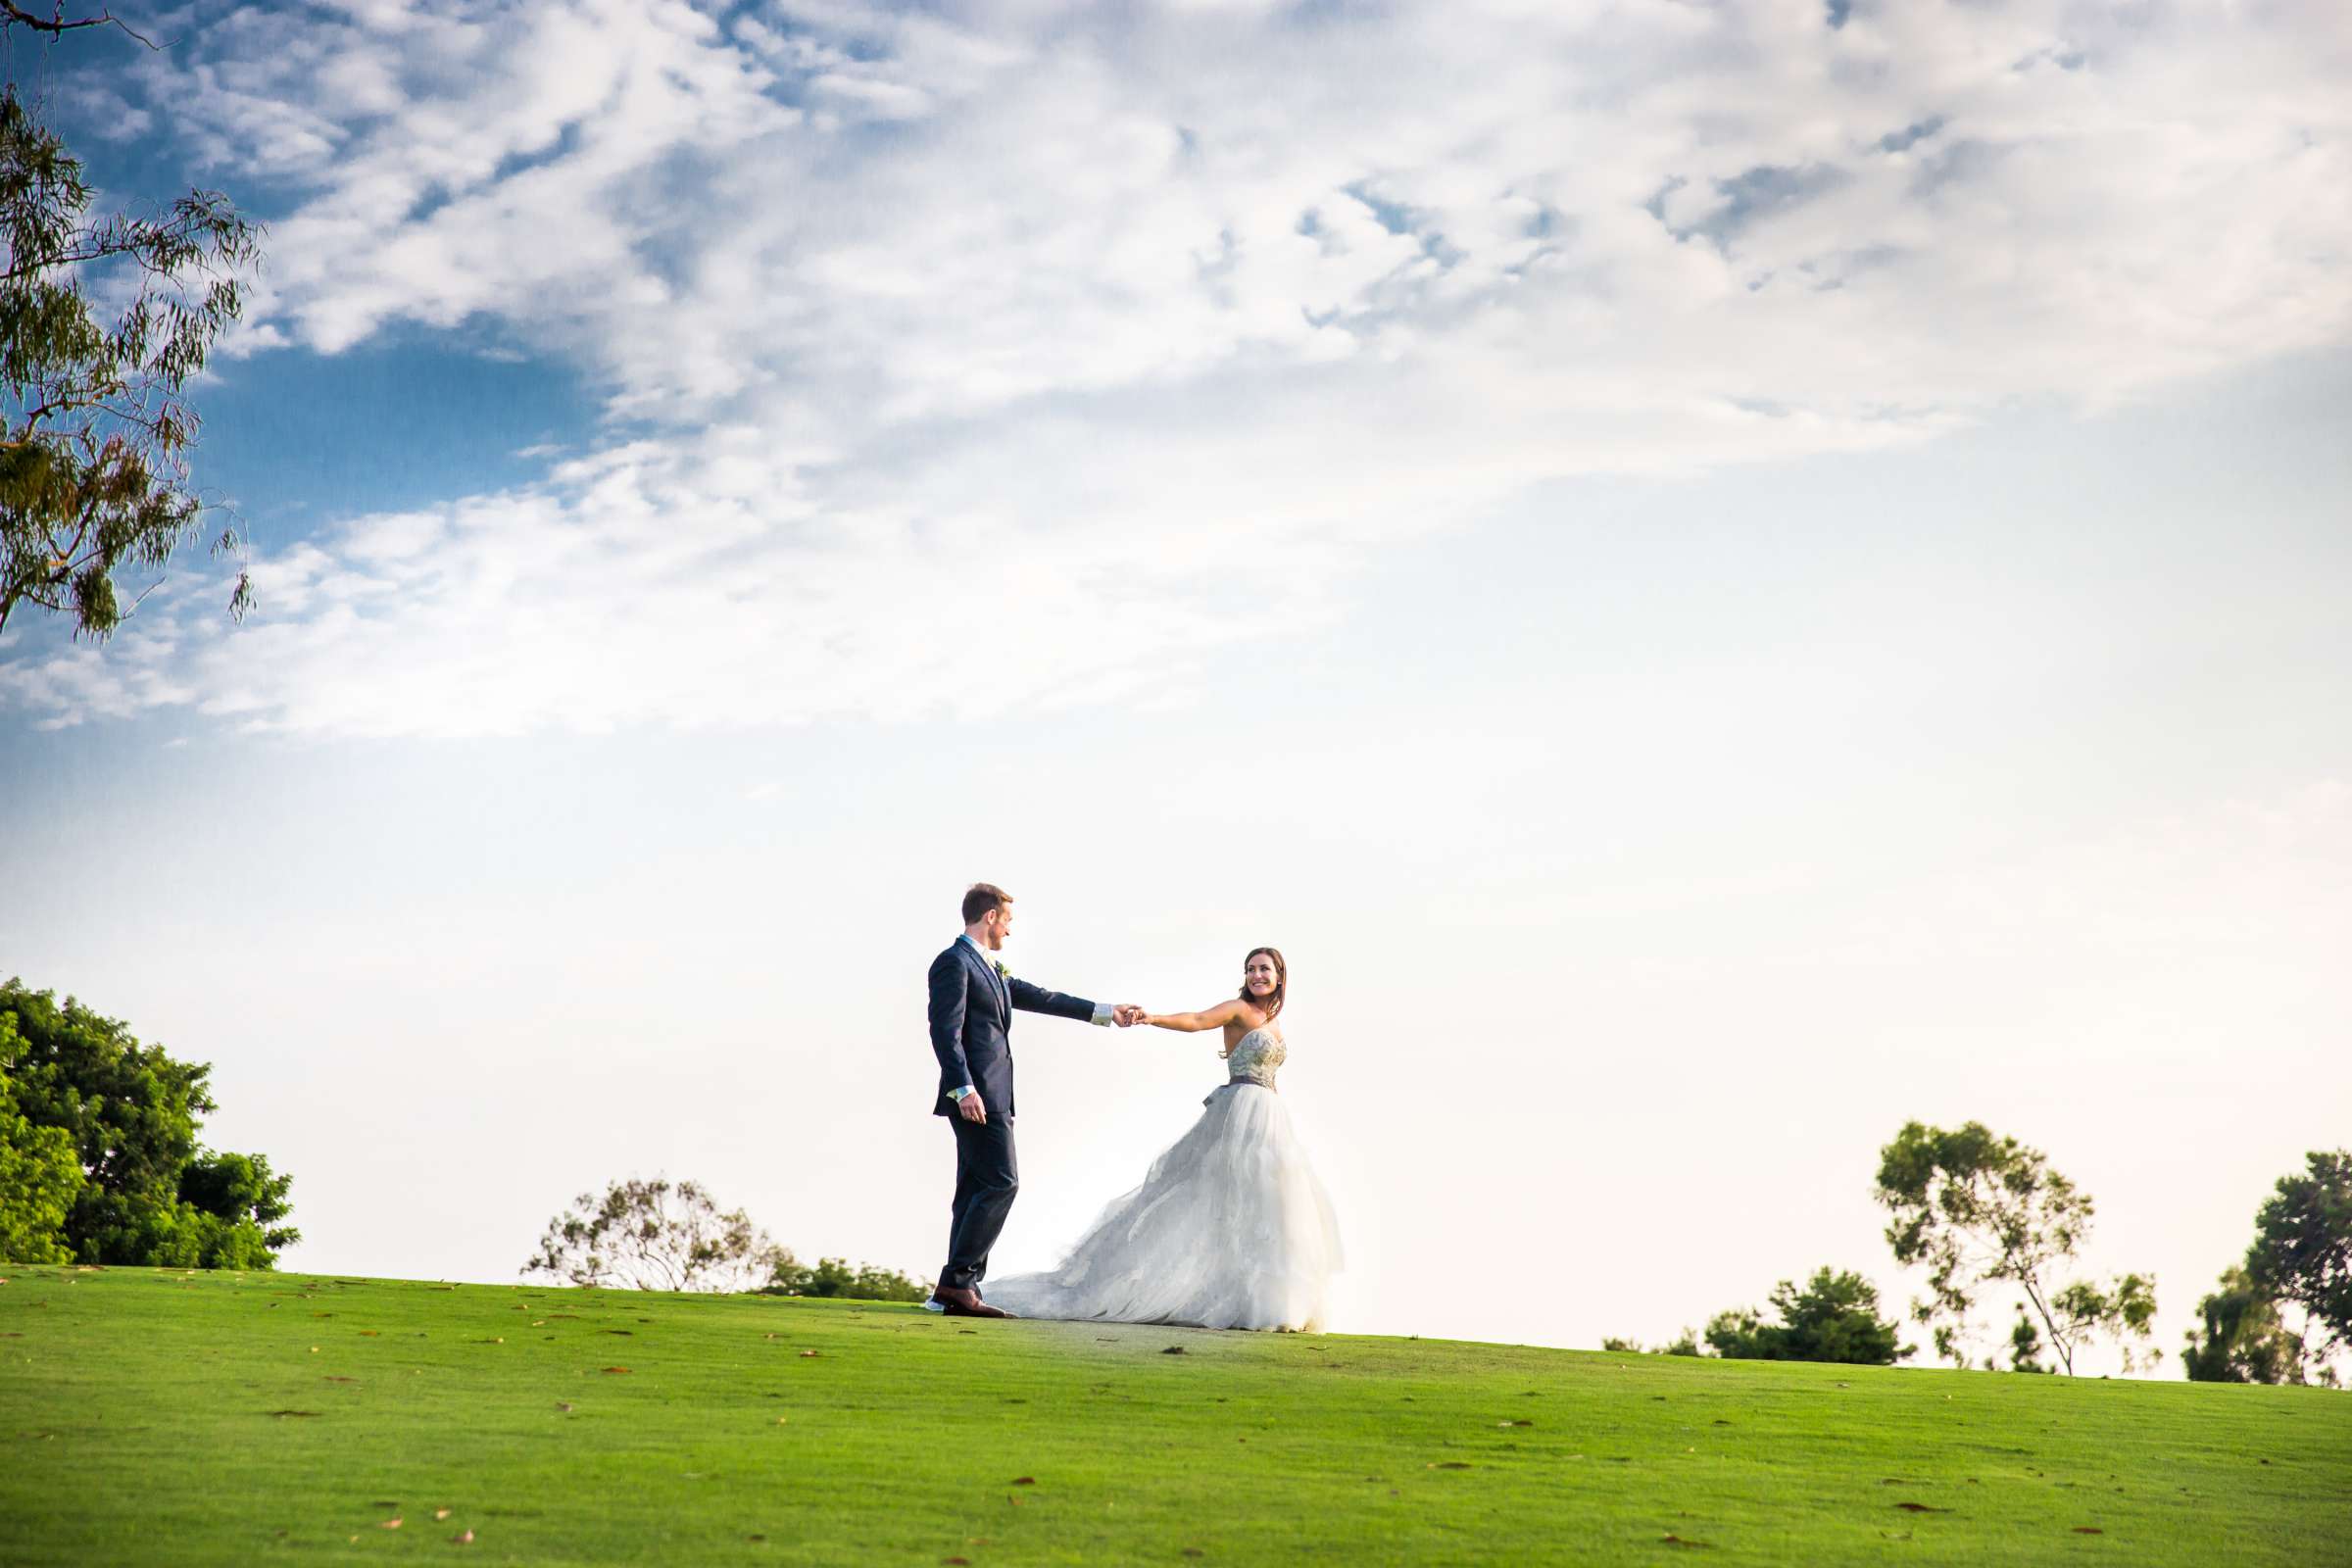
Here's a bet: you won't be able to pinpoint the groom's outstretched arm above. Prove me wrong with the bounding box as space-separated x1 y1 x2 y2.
927 950 976 1092
1007 977 1114 1026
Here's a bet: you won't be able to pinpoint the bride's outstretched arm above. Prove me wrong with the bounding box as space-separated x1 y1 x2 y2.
1141 1000 1249 1032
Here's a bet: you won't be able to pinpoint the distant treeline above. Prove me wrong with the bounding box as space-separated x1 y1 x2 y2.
1611 1120 2347 1385
521 1174 927 1301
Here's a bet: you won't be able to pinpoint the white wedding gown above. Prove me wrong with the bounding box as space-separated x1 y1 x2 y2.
982 1029 1343 1332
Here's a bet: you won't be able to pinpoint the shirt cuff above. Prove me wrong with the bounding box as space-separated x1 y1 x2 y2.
1090 1002 1113 1026
949 1084 974 1101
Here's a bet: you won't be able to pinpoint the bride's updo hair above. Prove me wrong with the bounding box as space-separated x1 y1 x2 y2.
1239 947 1287 1022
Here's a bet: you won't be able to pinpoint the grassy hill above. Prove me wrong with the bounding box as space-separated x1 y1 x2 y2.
2 1265 2345 1566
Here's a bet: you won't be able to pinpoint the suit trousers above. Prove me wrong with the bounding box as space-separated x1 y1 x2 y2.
942 1111 1019 1292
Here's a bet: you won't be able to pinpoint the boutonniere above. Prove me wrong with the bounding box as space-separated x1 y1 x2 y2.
993 960 1010 980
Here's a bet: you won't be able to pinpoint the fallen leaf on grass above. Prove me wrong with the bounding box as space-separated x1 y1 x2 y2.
1183 1551 1206 1559
2073 1527 2104 1535
267 1410 321 1418
323 1376 358 1384
452 1529 474 1544
434 1508 452 1520
1427 1462 1473 1471
1161 1346 1187 1355
357 1331 379 1337
1660 1535 1712 1549
1893 1502 1951 1513
556 1402 573 1412
602 1366 632 1375
1010 1477 1036 1486
775 1416 789 1425
1006 1494 1023 1507
476 1338 504 1345
800 1350 821 1358
747 1536 766 1544
1496 1420 1534 1428
379 1518 403 1530
601 1329 633 1336
944 1558 971 1565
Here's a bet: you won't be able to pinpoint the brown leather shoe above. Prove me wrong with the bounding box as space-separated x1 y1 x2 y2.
929 1285 1015 1319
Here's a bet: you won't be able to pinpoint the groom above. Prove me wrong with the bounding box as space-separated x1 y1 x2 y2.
925 882 1140 1318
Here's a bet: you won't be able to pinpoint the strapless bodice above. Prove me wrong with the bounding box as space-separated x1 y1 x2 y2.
1224 1027 1287 1090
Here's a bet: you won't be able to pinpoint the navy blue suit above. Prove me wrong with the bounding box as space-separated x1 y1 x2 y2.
928 938 1100 1292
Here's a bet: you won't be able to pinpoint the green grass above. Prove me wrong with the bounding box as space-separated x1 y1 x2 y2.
3 1265 2346 1566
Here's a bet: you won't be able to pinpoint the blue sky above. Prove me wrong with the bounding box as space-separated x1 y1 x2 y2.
2 0 2349 1370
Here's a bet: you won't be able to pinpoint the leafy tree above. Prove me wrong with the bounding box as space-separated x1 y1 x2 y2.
523 1176 794 1293
2001 1275 2159 1375
1874 1119 2158 1374
2181 1265 2315 1385
0 79 261 638
0 1023 82 1261
1600 1330 1702 1356
2244 1150 2352 1365
0 979 296 1266
1704 1267 1913 1365
765 1255 930 1303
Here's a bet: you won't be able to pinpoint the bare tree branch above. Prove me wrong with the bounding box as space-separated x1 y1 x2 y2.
0 2 157 48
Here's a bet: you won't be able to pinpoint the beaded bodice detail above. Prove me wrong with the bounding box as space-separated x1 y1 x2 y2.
1224 1027 1287 1090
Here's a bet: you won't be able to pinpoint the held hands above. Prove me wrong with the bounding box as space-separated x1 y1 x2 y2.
1111 1004 1147 1027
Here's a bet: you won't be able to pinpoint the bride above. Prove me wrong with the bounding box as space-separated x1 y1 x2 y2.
981 947 1343 1332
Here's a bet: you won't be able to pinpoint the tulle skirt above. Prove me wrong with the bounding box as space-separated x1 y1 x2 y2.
983 1082 1343 1332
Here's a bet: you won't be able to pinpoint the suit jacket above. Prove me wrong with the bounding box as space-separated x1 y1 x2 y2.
927 939 1098 1117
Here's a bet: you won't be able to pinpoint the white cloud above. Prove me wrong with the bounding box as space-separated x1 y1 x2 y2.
4 0 2347 735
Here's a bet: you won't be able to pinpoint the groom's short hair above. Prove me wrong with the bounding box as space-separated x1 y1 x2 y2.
962 883 1013 925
